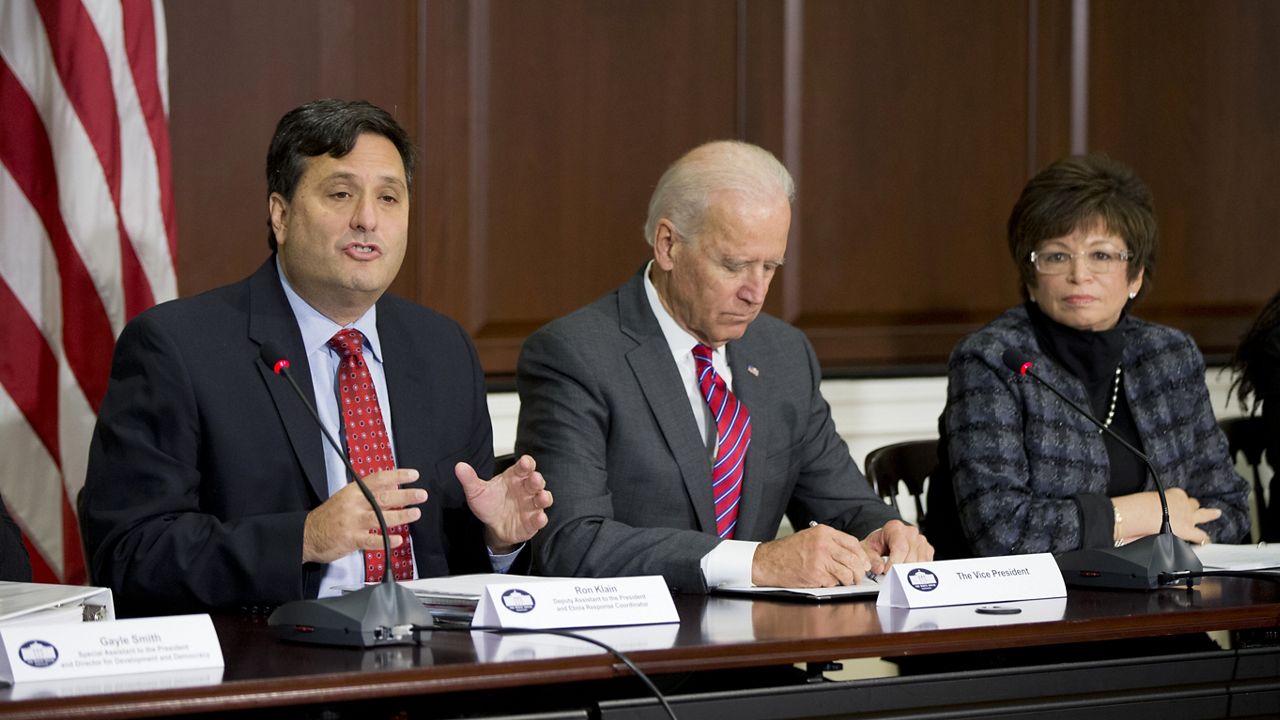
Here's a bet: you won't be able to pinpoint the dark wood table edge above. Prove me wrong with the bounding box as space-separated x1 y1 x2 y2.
3 588 1279 719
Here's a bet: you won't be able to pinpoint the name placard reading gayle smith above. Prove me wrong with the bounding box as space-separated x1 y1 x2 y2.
0 614 223 684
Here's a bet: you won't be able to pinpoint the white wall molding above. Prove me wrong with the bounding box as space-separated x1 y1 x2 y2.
488 367 1263 528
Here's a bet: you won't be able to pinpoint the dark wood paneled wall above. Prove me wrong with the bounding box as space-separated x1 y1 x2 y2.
166 0 1278 379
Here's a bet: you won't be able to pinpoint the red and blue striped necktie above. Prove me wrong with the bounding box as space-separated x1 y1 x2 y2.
692 344 750 539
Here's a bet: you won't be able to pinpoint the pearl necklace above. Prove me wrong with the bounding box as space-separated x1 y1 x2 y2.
1100 366 1122 432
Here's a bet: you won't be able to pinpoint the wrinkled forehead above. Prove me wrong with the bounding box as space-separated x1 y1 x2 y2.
699 195 789 253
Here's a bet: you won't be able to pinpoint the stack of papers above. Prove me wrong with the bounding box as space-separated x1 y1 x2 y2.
399 575 487 609
399 573 568 611
713 577 883 601
1193 543 1280 572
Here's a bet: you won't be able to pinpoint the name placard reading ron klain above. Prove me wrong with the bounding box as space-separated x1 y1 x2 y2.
876 553 1066 609
473 575 679 629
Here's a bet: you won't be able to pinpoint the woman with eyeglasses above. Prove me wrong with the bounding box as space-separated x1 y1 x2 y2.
924 155 1249 559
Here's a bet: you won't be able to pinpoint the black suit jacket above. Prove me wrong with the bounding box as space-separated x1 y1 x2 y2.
82 258 496 615
0 496 31 582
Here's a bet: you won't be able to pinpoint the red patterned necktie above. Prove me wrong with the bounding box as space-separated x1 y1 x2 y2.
692 344 750 539
328 328 413 582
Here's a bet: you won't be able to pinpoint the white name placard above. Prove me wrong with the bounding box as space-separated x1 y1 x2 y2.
876 597 1068 633
876 553 1066 609
473 576 679 629
0 614 224 684
4 668 224 701
472 623 681 663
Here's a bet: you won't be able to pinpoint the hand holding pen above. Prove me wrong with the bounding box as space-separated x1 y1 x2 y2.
858 519 936 573
810 521 880 584
749 519 875 588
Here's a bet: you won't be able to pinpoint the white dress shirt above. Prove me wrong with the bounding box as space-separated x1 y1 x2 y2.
277 261 517 596
642 262 758 588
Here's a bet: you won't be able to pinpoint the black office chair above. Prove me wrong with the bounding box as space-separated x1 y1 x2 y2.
1220 416 1271 541
863 439 938 523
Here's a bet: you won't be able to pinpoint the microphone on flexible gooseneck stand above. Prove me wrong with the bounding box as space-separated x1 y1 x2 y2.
1000 348 1202 590
260 343 432 646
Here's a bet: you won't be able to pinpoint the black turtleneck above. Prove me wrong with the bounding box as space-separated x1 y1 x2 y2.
1026 301 1146 499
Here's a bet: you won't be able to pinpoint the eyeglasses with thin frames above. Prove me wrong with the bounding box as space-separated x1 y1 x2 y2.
1028 249 1133 275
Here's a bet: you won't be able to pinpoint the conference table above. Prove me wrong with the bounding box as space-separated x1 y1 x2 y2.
1 577 1278 719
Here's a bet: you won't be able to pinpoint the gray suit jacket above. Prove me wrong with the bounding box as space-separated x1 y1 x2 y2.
515 268 898 591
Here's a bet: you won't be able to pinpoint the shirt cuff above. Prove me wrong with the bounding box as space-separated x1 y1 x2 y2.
488 543 524 574
700 539 760 588
1073 493 1116 549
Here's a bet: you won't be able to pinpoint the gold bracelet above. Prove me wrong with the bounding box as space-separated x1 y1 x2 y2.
1113 504 1125 548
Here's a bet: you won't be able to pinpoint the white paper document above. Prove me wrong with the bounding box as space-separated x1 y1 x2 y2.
713 576 883 601
399 573 569 609
1194 543 1280 571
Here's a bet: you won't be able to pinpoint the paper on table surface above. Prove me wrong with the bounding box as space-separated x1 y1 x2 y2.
1193 543 1280 571
399 574 571 606
713 576 883 601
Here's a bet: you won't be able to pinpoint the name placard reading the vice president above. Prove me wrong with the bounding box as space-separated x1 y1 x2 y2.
473 576 679 629
877 553 1065 609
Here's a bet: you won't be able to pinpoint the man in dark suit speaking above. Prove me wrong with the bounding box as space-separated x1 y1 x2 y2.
516 141 931 592
82 100 551 615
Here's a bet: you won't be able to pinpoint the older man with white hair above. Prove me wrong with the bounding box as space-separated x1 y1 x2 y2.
515 140 932 592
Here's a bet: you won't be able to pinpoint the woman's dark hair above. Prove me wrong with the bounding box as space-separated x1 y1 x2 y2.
1230 289 1280 412
1007 154 1158 300
265 99 415 250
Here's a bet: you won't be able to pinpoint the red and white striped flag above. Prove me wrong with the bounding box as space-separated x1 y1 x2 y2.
0 0 177 584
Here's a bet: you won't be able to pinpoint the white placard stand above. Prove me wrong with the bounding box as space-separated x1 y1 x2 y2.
471 623 682 663
473 576 679 629
876 553 1066 609
0 614 224 684
876 597 1068 632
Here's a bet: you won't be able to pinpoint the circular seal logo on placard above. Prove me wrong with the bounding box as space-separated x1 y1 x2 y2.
18 640 59 668
906 568 939 592
501 589 536 613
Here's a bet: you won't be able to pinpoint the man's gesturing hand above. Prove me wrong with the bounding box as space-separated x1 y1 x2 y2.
456 454 553 554
302 469 425 564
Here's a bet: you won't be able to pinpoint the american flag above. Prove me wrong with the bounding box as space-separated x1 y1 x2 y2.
0 0 176 583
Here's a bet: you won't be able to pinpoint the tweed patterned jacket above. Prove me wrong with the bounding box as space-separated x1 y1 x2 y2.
943 305 1250 556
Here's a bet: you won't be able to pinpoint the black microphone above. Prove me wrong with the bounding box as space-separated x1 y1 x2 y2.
260 343 432 646
1000 348 1202 590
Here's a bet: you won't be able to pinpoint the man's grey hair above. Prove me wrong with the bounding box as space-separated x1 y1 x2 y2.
643 140 795 246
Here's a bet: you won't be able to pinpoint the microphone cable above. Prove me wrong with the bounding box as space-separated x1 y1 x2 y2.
413 623 679 720
1158 567 1280 585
